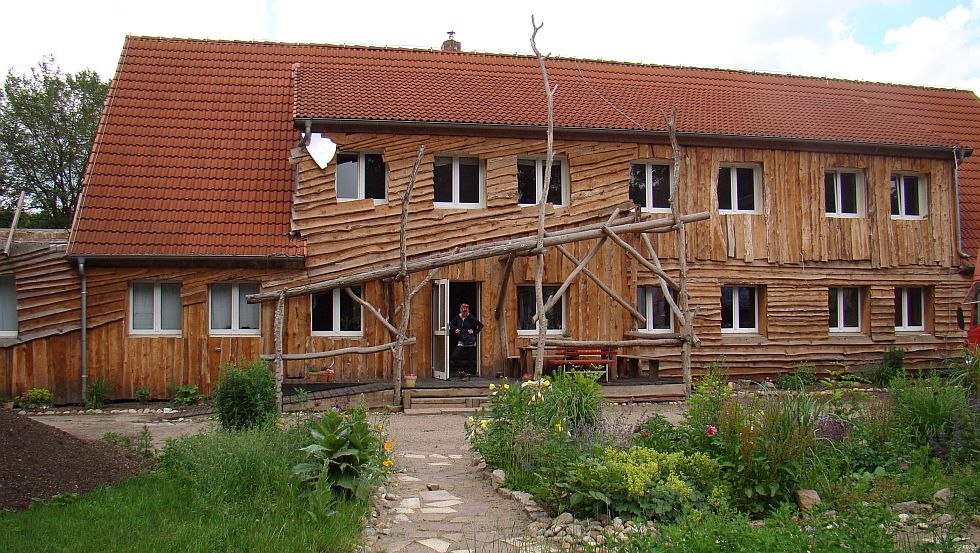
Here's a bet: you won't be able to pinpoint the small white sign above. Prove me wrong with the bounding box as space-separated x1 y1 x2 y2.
306 133 337 169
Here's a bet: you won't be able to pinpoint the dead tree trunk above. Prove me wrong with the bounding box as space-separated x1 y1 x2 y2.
393 146 425 404
665 109 696 394
273 290 285 413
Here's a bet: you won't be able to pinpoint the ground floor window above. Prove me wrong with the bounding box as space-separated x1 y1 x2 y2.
517 285 564 334
638 285 673 331
721 285 758 333
829 287 862 332
131 282 182 335
0 275 16 337
894 287 925 331
209 282 260 335
311 287 363 336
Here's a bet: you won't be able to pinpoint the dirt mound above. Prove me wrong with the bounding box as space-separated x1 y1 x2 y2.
0 410 144 510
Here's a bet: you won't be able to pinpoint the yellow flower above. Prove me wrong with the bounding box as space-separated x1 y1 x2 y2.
554 423 563 432
503 383 510 390
384 442 393 451
542 380 551 388
383 459 394 467
479 419 490 429
376 424 384 431
489 383 497 390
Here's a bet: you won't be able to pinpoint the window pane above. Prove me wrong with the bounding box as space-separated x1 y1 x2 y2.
907 288 923 327
160 283 181 331
458 157 481 204
364 154 385 200
336 153 358 199
517 286 536 330
717 167 732 211
894 288 903 327
629 164 646 207
132 283 154 330
210 284 233 330
824 172 837 214
842 287 860 328
737 286 756 329
637 286 648 321
433 156 453 202
840 172 858 214
339 287 362 332
890 176 901 215
829 288 839 328
546 162 563 205
649 287 671 329
651 165 670 208
238 283 260 330
721 286 734 329
735 168 755 211
0 275 16 332
517 159 537 205
903 176 920 216
311 292 333 332
543 286 563 330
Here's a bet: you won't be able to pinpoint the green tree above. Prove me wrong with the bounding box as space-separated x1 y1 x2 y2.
0 57 108 228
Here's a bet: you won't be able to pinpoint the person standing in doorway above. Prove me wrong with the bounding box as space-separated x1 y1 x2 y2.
449 303 484 377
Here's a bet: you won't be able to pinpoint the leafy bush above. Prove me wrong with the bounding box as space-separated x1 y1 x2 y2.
292 404 389 503
171 385 203 407
776 363 817 391
538 370 603 430
213 359 277 430
550 446 727 521
679 365 731 451
892 373 968 446
947 350 980 392
633 413 681 452
87 376 111 408
17 387 52 408
135 385 152 405
714 393 820 515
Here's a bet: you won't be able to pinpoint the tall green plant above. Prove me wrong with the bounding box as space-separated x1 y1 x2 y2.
680 364 732 450
86 376 111 408
213 359 277 430
892 373 968 446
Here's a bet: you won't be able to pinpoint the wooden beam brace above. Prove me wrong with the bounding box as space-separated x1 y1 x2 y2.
639 232 685 322
260 338 417 361
554 243 646 324
602 226 680 291
494 254 515 320
345 287 399 336
540 208 621 316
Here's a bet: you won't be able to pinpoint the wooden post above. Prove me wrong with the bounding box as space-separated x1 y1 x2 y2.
495 254 515 369
393 146 426 404
273 290 285 413
665 109 695 395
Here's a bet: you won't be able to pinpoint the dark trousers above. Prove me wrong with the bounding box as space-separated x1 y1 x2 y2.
450 344 477 375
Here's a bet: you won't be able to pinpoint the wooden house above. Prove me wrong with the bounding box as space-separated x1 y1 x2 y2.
4 36 980 403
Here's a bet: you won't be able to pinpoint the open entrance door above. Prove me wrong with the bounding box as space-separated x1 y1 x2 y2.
431 279 450 380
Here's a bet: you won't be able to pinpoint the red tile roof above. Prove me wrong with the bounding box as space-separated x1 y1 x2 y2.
69 36 980 258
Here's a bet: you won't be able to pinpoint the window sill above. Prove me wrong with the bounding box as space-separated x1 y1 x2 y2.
518 203 568 209
718 210 762 216
0 331 17 338
129 332 182 337
311 332 364 338
517 330 565 337
641 207 672 214
890 215 926 221
434 202 485 210
209 331 261 337
826 213 864 219
633 329 676 335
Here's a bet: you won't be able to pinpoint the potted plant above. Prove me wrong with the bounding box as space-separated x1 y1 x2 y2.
404 373 417 388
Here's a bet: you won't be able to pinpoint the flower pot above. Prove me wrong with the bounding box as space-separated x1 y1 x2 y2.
404 376 417 388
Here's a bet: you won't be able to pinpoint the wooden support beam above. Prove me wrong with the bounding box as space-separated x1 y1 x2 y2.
495 254 515 365
639 232 685 322
247 212 710 303
602 226 679 291
345 287 399 336
541 209 619 316
260 338 417 361
273 290 285 413
555 243 646 324
3 191 25 256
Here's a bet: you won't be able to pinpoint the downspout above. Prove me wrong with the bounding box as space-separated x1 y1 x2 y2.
954 146 973 260
296 119 312 148
78 257 87 403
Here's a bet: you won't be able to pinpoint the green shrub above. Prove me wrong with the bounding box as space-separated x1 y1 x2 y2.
292 404 389 503
17 387 52 408
633 413 681 452
135 385 152 405
892 373 968 446
715 393 820 515
87 376 111 408
947 350 980 392
213 360 277 430
171 384 204 407
538 369 603 430
679 364 731 450
776 363 817 391
550 446 727 521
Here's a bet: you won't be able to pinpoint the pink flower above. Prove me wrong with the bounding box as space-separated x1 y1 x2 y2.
706 425 718 437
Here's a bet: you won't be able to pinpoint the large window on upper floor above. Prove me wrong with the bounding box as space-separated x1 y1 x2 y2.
434 155 484 208
721 285 759 333
890 173 927 219
336 152 386 203
130 282 181 335
825 170 865 217
894 287 926 332
517 158 568 206
637 285 674 332
311 287 363 336
717 165 761 214
0 275 16 337
829 287 862 333
517 285 565 334
209 282 260 335
629 162 671 213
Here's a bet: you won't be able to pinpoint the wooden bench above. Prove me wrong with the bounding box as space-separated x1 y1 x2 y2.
544 346 616 382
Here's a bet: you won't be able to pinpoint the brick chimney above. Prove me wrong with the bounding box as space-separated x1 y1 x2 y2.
441 31 461 52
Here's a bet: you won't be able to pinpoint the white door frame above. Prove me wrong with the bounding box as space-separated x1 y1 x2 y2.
431 278 450 380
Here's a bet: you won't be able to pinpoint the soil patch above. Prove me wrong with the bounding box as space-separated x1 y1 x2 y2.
0 410 144 510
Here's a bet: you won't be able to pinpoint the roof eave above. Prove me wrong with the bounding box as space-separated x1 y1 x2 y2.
66 253 306 269
298 118 959 159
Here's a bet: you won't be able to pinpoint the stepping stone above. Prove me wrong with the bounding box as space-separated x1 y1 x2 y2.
448 454 463 459
393 514 411 524
428 462 451 466
404 454 426 459
399 498 421 509
399 475 421 482
395 507 416 514
429 453 448 459
421 507 457 514
420 490 460 502
427 500 464 508
450 550 473 553
417 538 452 553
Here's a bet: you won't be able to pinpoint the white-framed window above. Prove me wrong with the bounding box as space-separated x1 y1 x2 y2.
130 282 182 335
434 155 484 208
517 157 569 207
0 275 17 337
829 287 862 333
890 173 927 218
637 285 674 332
825 169 865 217
209 282 261 335
336 152 386 203
894 287 925 331
717 164 761 214
311 287 363 336
721 285 758 333
517 285 565 334
629 162 671 213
